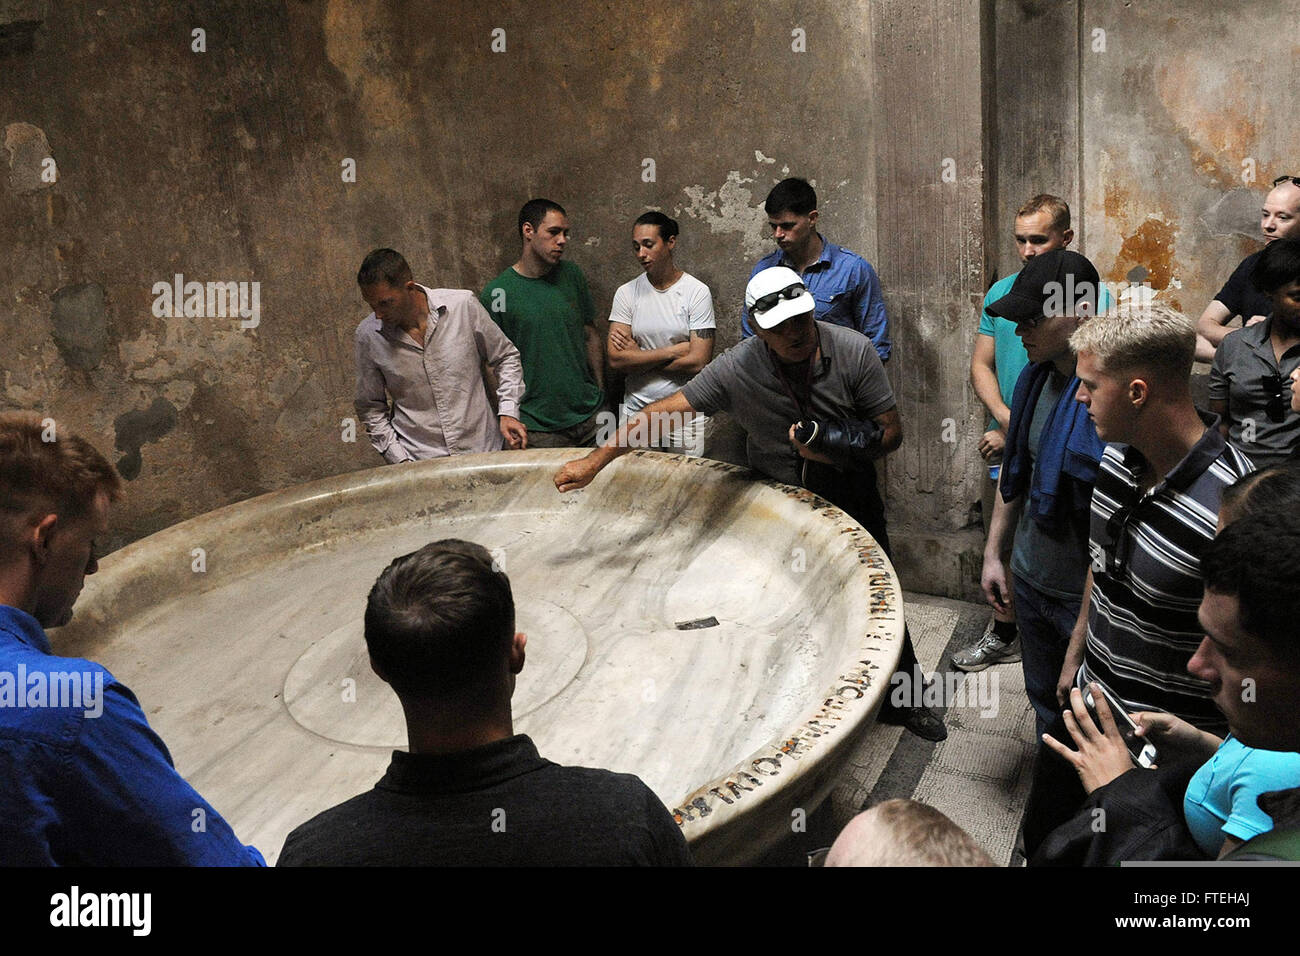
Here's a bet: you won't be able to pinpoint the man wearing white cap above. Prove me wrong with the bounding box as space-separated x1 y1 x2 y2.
554 266 946 741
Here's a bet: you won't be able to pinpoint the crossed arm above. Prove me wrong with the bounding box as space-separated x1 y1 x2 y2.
1196 300 1264 364
607 324 714 376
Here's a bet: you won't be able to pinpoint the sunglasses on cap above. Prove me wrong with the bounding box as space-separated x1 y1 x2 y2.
751 281 806 316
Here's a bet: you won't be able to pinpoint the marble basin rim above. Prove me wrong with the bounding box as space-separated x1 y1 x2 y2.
55 449 905 865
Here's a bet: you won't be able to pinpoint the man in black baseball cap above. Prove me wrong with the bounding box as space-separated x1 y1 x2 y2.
971 248 1108 851
985 248 1101 328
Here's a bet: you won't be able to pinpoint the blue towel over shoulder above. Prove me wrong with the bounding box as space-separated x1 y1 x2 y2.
1000 361 1105 533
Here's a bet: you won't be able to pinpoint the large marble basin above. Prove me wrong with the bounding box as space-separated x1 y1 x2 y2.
55 450 905 865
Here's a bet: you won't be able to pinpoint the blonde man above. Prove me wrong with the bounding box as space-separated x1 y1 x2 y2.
826 799 995 867
1024 303 1255 857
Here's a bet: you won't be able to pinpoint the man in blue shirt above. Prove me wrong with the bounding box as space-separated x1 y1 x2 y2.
742 178 891 362
0 413 264 865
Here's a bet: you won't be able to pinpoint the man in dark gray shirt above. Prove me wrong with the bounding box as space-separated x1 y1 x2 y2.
962 250 1105 740
1208 237 1300 466
554 266 946 741
277 539 690 866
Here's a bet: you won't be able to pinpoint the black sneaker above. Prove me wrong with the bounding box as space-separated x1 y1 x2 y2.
878 703 948 742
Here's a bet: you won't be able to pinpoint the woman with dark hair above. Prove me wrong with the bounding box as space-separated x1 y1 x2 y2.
606 211 715 456
1209 237 1300 465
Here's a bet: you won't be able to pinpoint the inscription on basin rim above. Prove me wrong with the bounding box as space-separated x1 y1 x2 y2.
671 659 879 826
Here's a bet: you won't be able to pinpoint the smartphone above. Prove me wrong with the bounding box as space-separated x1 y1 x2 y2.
1083 682 1158 769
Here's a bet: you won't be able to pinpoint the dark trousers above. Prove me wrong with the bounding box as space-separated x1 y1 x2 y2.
1022 727 1088 859
1012 576 1081 739
811 464 924 708
1009 577 1088 855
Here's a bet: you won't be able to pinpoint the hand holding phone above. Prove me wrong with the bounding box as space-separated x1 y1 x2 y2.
1083 682 1158 769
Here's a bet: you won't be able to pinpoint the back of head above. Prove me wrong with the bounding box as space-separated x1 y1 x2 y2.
364 539 516 707
1068 300 1196 386
1202 510 1300 665
764 178 817 216
1016 193 1071 232
1219 461 1300 528
518 198 566 238
825 799 995 867
357 249 413 288
633 210 679 241
0 413 121 562
1251 237 1300 295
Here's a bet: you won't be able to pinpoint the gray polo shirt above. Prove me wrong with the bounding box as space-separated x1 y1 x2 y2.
1208 316 1300 466
681 322 895 485
1009 370 1091 601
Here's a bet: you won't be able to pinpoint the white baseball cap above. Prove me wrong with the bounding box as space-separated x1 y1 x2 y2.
745 266 815 329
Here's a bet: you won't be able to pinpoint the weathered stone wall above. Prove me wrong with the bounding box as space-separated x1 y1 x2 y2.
1 0 886 550
1081 0 1299 319
994 0 1300 406
7 0 1287 599
871 0 989 598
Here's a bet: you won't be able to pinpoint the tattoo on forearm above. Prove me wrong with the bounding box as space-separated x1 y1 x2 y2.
693 329 715 340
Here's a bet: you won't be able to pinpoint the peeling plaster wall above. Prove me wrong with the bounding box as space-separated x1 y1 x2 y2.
996 0 1300 364
1 0 881 552
18 2 1276 601
1081 0 1300 321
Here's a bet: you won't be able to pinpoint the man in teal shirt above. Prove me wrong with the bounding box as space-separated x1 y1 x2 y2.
481 199 606 447
956 194 1075 671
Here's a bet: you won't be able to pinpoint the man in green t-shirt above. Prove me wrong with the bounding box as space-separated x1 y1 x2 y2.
481 199 606 447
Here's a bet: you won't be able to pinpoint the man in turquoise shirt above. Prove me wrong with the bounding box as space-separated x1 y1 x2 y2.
956 195 1075 671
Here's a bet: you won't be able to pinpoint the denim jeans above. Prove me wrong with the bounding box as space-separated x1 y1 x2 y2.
1012 578 1088 856
1012 576 1081 740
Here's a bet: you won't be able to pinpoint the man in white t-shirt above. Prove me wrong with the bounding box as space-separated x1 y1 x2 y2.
607 211 715 455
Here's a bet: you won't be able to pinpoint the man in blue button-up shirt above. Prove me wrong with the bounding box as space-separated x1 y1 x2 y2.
0 413 264 865
741 177 891 362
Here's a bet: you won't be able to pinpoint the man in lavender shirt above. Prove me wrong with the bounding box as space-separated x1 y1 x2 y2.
354 249 528 463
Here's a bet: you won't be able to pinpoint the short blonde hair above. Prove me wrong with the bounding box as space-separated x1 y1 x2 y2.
1068 300 1195 384
825 799 995 867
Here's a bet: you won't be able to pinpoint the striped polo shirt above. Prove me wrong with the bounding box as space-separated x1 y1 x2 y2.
1078 423 1254 733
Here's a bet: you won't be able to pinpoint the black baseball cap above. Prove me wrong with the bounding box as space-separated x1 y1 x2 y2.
987 249 1101 324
